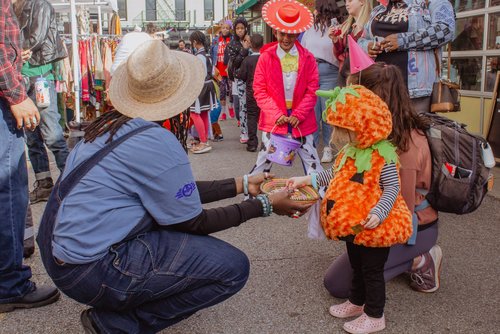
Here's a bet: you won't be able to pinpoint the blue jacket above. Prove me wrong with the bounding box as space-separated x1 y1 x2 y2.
358 0 455 98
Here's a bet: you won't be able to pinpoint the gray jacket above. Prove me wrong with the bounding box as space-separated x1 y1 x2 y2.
17 0 67 66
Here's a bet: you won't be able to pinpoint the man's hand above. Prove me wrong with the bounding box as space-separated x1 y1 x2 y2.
288 115 299 128
268 190 313 217
247 172 274 197
276 115 288 126
380 34 399 53
10 98 40 131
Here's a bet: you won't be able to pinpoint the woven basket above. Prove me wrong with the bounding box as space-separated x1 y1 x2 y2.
260 178 320 205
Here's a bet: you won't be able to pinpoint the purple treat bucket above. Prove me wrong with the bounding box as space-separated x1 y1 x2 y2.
266 133 302 166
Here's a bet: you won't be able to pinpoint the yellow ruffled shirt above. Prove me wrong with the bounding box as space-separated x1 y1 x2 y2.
277 44 299 109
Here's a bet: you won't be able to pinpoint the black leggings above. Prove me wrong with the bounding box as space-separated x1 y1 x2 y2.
324 223 438 299
346 243 390 318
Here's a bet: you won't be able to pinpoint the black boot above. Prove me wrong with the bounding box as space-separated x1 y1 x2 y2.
29 177 54 204
0 284 60 313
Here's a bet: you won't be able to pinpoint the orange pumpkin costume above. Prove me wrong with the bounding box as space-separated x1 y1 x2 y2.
319 85 412 248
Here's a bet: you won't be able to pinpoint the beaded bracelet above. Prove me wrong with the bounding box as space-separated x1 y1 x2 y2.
256 194 273 217
311 172 318 190
243 175 249 196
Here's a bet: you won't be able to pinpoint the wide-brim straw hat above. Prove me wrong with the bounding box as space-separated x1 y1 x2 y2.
262 0 313 34
109 40 205 121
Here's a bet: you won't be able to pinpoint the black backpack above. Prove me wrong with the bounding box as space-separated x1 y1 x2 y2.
425 113 491 214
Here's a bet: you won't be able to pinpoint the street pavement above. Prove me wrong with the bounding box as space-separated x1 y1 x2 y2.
1 119 499 334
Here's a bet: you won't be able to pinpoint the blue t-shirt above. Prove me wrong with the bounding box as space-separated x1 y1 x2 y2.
52 118 202 264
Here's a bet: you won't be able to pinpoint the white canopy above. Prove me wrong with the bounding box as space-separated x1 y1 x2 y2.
49 0 117 13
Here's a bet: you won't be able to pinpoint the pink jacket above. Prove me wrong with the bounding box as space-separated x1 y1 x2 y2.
253 41 319 137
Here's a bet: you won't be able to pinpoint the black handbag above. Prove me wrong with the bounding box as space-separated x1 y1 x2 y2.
430 40 461 113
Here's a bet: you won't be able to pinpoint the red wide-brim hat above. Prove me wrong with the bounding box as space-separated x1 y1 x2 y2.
262 0 313 34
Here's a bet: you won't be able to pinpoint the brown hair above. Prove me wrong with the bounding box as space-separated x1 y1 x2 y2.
314 0 341 36
348 63 430 152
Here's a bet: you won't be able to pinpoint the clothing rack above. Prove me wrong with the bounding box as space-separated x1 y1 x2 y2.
52 0 117 123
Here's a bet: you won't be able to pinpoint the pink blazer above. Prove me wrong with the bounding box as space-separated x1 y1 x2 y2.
253 41 319 137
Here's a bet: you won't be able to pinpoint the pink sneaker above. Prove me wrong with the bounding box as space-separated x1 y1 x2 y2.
329 300 364 319
229 107 235 118
343 313 386 334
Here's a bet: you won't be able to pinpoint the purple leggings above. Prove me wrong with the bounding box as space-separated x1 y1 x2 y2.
324 223 438 298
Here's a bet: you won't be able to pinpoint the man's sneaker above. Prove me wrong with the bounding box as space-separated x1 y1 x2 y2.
410 245 443 293
229 107 235 118
81 309 101 333
321 147 335 163
329 300 364 319
0 284 60 313
29 178 54 204
220 113 227 121
343 313 386 334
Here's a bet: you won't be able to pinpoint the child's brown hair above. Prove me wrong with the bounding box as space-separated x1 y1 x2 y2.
348 63 430 152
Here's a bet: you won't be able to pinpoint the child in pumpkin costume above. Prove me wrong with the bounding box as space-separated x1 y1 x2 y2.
298 84 412 333
288 36 415 332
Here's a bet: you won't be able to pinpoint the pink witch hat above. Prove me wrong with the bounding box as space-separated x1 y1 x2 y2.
349 35 375 74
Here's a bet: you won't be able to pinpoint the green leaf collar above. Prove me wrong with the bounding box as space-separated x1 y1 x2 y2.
335 140 399 173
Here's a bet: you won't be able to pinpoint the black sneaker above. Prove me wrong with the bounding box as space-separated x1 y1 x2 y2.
213 135 224 142
29 178 54 204
0 284 60 313
246 146 257 152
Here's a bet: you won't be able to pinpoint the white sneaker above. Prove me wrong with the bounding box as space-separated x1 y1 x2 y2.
321 147 334 163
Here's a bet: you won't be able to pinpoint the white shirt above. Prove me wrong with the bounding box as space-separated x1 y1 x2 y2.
277 44 299 105
300 26 339 67
111 32 154 74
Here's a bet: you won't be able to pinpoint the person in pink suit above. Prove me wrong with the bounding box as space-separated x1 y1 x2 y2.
249 0 323 178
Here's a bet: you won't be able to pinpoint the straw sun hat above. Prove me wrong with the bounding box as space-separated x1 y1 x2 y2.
109 40 205 121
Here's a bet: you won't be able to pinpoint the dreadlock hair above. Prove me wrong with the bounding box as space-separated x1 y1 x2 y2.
84 110 131 144
314 0 341 36
348 63 430 152
167 108 191 153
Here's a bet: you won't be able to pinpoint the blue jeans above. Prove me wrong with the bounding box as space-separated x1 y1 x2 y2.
0 99 34 303
26 80 69 179
313 62 339 147
49 232 249 333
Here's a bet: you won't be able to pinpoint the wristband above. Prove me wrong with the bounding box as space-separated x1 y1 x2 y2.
256 194 272 217
311 172 318 190
243 174 249 196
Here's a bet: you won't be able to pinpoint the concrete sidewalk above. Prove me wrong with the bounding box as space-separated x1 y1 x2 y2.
1 120 499 334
